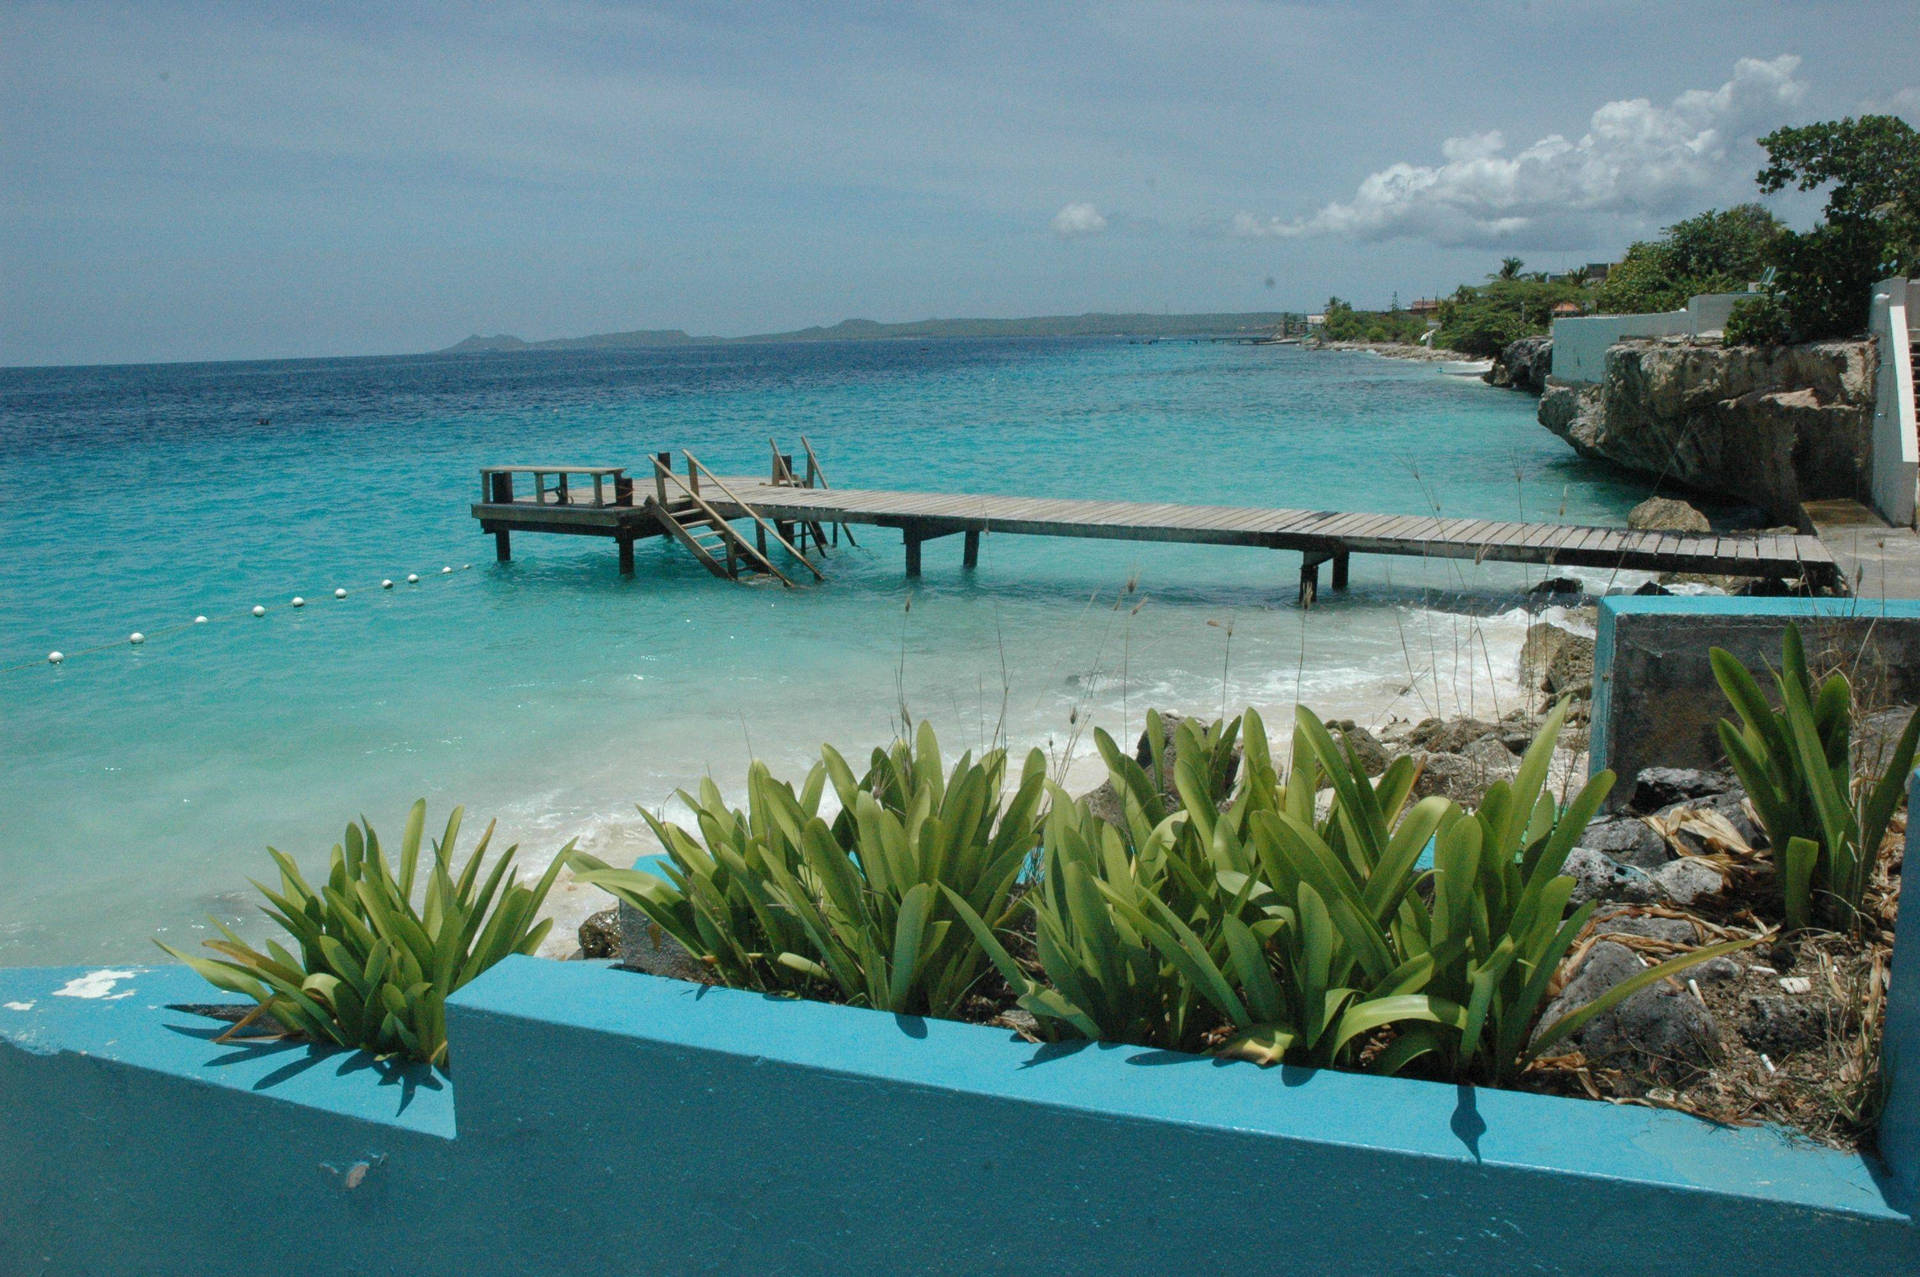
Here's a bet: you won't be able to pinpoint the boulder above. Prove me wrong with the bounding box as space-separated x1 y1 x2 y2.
1494 709 1541 754
1527 576 1584 597
1738 994 1832 1057
1653 791 1765 851
1406 716 1498 754
578 907 622 960
1135 711 1241 797
1856 705 1920 775
1628 497 1711 533
1084 711 1245 825
1080 780 1127 828
1590 907 1695 945
1488 336 1555 394
1410 736 1520 804
1649 856 1728 906
1537 940 1719 1080
1632 767 1735 810
1564 848 1662 906
1520 623 1595 699
616 902 712 983
1576 815 1671 871
1324 719 1391 776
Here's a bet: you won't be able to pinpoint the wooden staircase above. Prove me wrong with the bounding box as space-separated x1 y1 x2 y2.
647 452 824 587
769 435 857 554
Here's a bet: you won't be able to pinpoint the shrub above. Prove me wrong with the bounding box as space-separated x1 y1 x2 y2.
576 723 1048 1018
1712 624 1920 931
159 801 574 1067
1724 294 1793 347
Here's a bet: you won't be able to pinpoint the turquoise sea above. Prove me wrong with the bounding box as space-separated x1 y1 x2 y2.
0 339 1654 964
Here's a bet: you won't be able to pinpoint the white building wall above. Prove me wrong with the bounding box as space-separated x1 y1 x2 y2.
1869 277 1919 528
1549 294 1753 382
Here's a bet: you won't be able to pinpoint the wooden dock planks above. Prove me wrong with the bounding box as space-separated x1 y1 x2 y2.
473 471 1840 589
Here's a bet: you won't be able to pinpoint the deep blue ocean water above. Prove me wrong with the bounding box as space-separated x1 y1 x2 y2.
0 338 1653 963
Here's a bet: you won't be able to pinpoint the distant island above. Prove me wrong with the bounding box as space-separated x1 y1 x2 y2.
437 311 1298 354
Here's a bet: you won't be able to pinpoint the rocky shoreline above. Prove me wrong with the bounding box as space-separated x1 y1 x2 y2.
1305 339 1478 362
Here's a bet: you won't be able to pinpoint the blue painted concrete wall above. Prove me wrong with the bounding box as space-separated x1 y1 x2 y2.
1591 596 1920 807
6 594 1920 1272
3 952 1916 1273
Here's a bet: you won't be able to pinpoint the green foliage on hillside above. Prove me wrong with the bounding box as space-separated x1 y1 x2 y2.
1432 275 1588 357
1318 297 1429 344
1594 205 1782 315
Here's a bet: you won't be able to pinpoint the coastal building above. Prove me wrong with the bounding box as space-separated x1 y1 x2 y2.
1551 301 1583 319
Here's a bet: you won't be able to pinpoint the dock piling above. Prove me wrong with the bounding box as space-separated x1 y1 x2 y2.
963 530 980 570
495 529 511 562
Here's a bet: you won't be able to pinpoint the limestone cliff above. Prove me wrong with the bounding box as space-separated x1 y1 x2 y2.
1486 336 1553 393
1537 338 1878 522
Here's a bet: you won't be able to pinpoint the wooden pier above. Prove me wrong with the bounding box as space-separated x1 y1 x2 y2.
472 444 1843 602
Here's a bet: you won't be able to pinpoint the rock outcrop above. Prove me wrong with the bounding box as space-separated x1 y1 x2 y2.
1538 338 1877 523
1486 336 1553 393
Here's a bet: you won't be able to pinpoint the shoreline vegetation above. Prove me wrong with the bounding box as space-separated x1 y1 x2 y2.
172 618 1914 1155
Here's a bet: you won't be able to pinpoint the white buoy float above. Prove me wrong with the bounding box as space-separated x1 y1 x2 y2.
334 588 347 599
47 651 63 664
441 566 452 574
407 574 419 584
291 597 306 608
194 615 208 624
252 605 267 617
129 632 144 645
381 579 393 589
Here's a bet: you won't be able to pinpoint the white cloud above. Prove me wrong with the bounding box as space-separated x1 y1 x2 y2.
1235 55 1807 248
1864 86 1920 120
1050 202 1109 237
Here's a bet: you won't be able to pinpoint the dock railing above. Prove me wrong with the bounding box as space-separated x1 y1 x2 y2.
682 452 825 581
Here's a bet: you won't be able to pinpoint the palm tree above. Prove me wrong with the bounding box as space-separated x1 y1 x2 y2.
1495 257 1524 281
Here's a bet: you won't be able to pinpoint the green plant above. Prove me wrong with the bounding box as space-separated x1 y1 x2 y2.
974 703 1747 1082
1724 293 1793 347
1711 624 1920 930
577 723 1048 1017
951 790 1213 1049
958 709 1461 1070
158 801 573 1067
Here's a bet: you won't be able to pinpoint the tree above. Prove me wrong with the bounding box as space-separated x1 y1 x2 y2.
1495 257 1524 281
1594 205 1781 315
1754 115 1920 339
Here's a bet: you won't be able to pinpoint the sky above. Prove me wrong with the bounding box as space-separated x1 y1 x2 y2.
4 1 1917 367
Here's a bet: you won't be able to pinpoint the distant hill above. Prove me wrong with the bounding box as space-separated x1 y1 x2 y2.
437 311 1295 354
441 329 706 353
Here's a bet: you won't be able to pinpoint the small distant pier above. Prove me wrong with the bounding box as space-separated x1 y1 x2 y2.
472 440 1842 602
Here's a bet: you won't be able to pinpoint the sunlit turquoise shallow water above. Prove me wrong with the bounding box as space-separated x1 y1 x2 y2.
0 339 1655 963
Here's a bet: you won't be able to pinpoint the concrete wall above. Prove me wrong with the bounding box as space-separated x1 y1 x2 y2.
3 947 1918 1273
1869 277 1918 527
1550 293 1751 383
1591 596 1920 809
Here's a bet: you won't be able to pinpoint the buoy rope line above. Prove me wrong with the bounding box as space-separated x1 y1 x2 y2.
3 563 477 678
